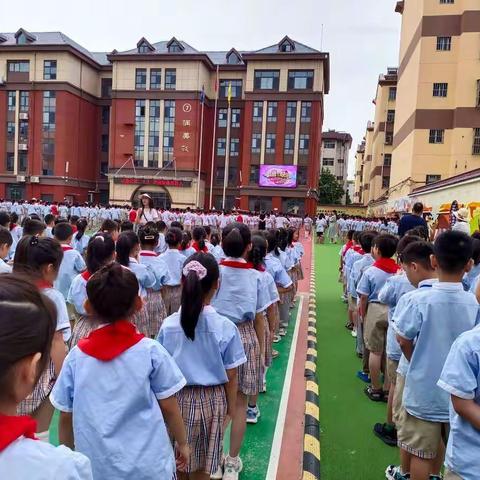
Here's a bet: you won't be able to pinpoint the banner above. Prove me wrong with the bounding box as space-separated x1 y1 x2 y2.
259 165 297 188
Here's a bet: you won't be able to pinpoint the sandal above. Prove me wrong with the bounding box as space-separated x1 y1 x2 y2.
364 385 384 402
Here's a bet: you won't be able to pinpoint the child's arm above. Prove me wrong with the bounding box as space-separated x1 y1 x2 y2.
358 294 368 319
277 285 293 294
58 411 74 449
224 368 238 425
397 335 414 361
51 331 66 376
475 279 480 304
254 312 265 358
266 303 276 336
451 396 480 430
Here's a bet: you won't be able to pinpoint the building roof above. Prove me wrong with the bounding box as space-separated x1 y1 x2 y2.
322 130 352 143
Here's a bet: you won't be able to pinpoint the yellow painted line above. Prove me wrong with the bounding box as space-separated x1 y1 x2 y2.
306 401 319 419
306 380 318 395
305 360 316 372
304 433 321 460
307 348 317 357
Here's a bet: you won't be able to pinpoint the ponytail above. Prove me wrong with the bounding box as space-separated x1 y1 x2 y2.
115 231 139 267
75 218 88 241
222 222 251 258
249 234 267 269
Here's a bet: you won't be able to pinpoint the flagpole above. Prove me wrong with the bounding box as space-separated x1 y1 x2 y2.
196 89 205 208
222 104 232 210
209 65 219 209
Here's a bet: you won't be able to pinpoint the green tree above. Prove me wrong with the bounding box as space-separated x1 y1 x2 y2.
318 168 345 204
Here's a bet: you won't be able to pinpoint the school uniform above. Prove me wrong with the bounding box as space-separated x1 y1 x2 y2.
438 326 480 480
51 323 186 480
55 245 86 300
154 233 167 255
159 249 185 315
394 283 480 459
44 226 54 239
0 258 12 274
211 245 226 264
71 233 91 255
180 246 196 258
158 305 246 474
463 263 480 291
0 415 92 479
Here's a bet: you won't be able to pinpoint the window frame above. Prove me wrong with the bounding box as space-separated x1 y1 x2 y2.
165 69 177 90
254 70 280 91
43 60 57 80
265 133 276 154
150 68 162 90
429 129 445 144
433 82 448 97
287 70 314 90
135 68 147 90
436 36 452 51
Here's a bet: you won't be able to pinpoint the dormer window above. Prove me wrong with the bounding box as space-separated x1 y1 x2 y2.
167 37 184 53
226 48 242 65
14 28 36 45
280 43 293 52
138 44 150 53
136 37 155 54
278 36 295 53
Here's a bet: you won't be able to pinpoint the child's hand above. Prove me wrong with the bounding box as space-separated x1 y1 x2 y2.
175 442 190 471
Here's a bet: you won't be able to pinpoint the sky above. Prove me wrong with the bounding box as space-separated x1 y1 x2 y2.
1 0 402 178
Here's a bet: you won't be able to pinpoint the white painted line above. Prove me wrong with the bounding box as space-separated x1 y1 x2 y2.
266 293 305 480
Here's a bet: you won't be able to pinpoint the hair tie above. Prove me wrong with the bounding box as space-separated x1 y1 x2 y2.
144 235 155 240
94 235 105 242
182 260 207 280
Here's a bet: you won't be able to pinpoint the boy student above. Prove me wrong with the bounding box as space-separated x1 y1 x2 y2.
0 227 13 273
344 232 364 329
340 230 355 300
393 231 480 480
44 214 55 238
357 234 399 401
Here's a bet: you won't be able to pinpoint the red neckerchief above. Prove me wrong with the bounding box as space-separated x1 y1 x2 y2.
81 271 92 281
352 245 365 255
61 244 73 252
255 264 266 272
71 226 78 233
220 260 254 269
36 280 53 289
343 240 354 257
192 242 208 253
139 251 158 257
0 415 37 451
78 320 144 361
9 223 16 231
374 258 400 274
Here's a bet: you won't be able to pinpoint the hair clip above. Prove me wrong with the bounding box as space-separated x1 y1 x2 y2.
94 235 105 242
30 236 39 246
144 235 155 240
182 260 207 280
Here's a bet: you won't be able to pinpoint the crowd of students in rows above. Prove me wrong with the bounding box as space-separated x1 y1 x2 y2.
0 204 306 480
340 221 480 480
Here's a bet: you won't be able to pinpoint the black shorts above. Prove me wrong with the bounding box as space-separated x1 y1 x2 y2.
316 231 323 237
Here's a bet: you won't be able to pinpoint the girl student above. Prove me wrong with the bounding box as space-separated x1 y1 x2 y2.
180 230 196 258
99 218 120 242
138 223 169 336
210 231 225 264
158 253 246 480
116 230 156 337
50 263 189 479
0 275 93 479
191 226 208 253
211 223 270 480
246 234 280 424
71 218 90 255
159 227 185 315
287 228 304 306
13 236 70 436
67 233 116 347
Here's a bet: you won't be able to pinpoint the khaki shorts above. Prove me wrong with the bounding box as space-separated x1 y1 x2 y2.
364 302 388 354
397 405 449 459
392 373 405 427
444 469 462 480
348 295 357 311
387 358 399 386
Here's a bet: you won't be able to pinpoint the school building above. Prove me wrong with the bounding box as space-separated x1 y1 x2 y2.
0 29 330 214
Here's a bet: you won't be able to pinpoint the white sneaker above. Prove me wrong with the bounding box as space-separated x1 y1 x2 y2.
351 329 357 338
210 465 223 479
223 456 243 480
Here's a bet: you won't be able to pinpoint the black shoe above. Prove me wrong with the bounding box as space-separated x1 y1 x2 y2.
373 422 397 447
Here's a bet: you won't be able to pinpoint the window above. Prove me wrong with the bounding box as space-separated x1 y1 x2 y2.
219 80 242 99
215 167 225 186
43 60 57 80
436 36 451 51
301 102 311 123
251 133 262 154
19 120 28 141
6 153 14 172
433 82 448 97
336 176 344 181
266 133 276 154
426 174 441 184
249 165 260 184
254 70 280 90
388 87 397 101
227 51 241 64
101 134 109 153
150 69 161 89
286 101 297 123
279 40 294 52
7 122 15 141
383 153 392 166
253 101 263 122
299 134 310 155
323 141 336 149
135 68 146 89
101 78 112 98
284 134 295 155
102 106 110 125
18 152 27 172
323 158 334 166
338 158 345 164
267 102 277 122
42 91 56 133
163 101 175 166
429 129 444 144
217 138 226 156
19 91 29 112
288 70 314 90
168 43 182 53
387 110 395 123
231 109 240 128
385 134 393 145
8 61 29 73
440 0 454 3
230 138 240 157
218 109 228 128
138 43 151 54
473 128 480 155
297 166 307 186
7 91 16 111
148 100 160 167
134 100 146 166
382 176 390 188
165 69 176 90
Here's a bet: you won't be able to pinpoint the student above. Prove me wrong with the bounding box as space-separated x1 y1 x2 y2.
69 215 79 234
345 232 366 332
116 230 156 337
210 232 225 264
191 226 209 253
0 227 13 273
68 233 116 347
0 275 92 479
9 212 22 243
180 230 196 258
437 325 480 480
357 234 399 401
393 231 480 480
13 236 70 435
159 227 185 315
71 218 90 255
54 222 86 300
154 220 167 254
22 218 46 237
50 263 189 479
138 224 169 336
99 218 119 242
158 253 246 479
120 220 134 232
462 237 480 291
43 214 55 238
211 223 269 480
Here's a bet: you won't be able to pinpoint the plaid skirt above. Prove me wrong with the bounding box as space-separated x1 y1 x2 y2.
264 315 273 367
296 263 304 281
132 302 150 337
279 286 295 305
69 315 98 348
144 289 167 338
18 361 56 415
237 321 262 396
162 285 182 316
175 385 227 474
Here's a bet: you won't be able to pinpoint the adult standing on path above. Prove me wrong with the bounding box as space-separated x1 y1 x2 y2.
398 202 428 237
135 193 159 226
452 207 471 235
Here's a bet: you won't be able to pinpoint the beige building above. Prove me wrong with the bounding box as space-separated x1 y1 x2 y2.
390 0 480 201
353 140 365 203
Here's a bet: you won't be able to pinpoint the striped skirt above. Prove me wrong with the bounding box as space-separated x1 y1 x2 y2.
264 315 273 368
175 385 227 475
131 302 150 338
69 315 98 348
162 285 182 316
296 263 304 281
144 289 167 338
18 361 56 415
237 321 262 396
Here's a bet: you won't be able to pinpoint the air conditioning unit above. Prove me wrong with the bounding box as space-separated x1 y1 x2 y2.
30 176 40 183
16 175 26 183
19 112 28 120
18 143 28 151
